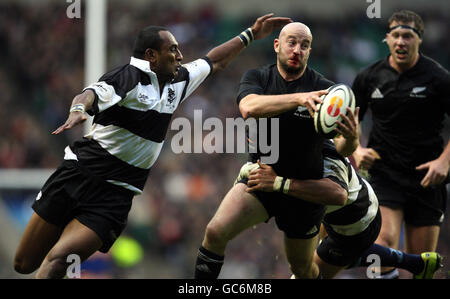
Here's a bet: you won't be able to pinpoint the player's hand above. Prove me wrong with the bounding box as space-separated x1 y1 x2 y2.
234 162 260 185
251 13 292 40
416 158 449 188
353 146 381 171
246 160 278 193
335 107 360 141
296 90 327 117
52 112 87 135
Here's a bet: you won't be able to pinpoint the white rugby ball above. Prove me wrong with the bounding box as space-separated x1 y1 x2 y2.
314 84 355 138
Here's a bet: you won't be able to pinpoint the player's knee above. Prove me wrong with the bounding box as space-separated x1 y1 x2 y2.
204 222 229 246
376 232 397 248
14 256 38 274
38 254 68 279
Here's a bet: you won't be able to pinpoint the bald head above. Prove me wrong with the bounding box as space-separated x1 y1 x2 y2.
274 22 313 80
279 22 312 40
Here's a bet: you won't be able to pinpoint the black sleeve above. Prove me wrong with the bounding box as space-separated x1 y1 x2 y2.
236 69 265 104
84 88 100 116
352 71 370 122
316 76 335 90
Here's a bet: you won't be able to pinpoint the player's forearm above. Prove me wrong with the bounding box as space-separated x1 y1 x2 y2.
334 134 359 157
438 140 450 166
70 89 95 113
286 178 348 206
239 93 300 119
206 36 246 75
351 126 367 161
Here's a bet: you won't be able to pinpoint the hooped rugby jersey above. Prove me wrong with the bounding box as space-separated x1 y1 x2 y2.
65 56 212 194
322 141 379 236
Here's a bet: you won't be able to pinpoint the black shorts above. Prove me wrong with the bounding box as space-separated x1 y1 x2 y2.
370 174 446 226
238 178 325 239
317 210 381 267
32 160 134 253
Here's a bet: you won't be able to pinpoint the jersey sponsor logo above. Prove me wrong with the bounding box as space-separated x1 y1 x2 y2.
327 96 343 117
137 93 149 103
371 88 384 99
410 86 427 98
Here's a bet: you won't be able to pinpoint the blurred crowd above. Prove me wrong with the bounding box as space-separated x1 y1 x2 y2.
0 1 448 278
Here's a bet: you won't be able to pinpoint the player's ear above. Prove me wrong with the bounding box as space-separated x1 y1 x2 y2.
145 48 157 63
274 39 280 53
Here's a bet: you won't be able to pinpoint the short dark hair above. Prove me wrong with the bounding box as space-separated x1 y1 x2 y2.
133 26 168 58
388 10 424 37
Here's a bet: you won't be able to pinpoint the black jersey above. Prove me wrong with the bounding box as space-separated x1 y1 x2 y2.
237 64 334 180
352 54 450 182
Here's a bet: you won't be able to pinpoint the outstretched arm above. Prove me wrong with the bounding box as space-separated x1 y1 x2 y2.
246 161 348 206
206 13 292 74
52 89 95 135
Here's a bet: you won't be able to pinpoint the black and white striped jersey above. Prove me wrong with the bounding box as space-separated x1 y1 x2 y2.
64 56 212 194
322 142 379 236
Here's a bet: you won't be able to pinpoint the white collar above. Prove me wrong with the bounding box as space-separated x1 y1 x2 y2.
130 56 154 74
130 56 160 86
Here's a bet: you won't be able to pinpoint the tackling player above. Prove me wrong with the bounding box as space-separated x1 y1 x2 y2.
244 141 442 279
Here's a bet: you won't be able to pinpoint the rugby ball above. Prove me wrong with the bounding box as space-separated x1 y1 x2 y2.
314 84 355 139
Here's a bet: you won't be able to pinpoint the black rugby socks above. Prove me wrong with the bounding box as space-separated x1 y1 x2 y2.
357 244 424 275
194 246 224 279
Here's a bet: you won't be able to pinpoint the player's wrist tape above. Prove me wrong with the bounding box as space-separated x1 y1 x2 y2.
238 28 254 47
282 178 290 194
273 176 290 194
273 176 283 192
70 103 86 113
